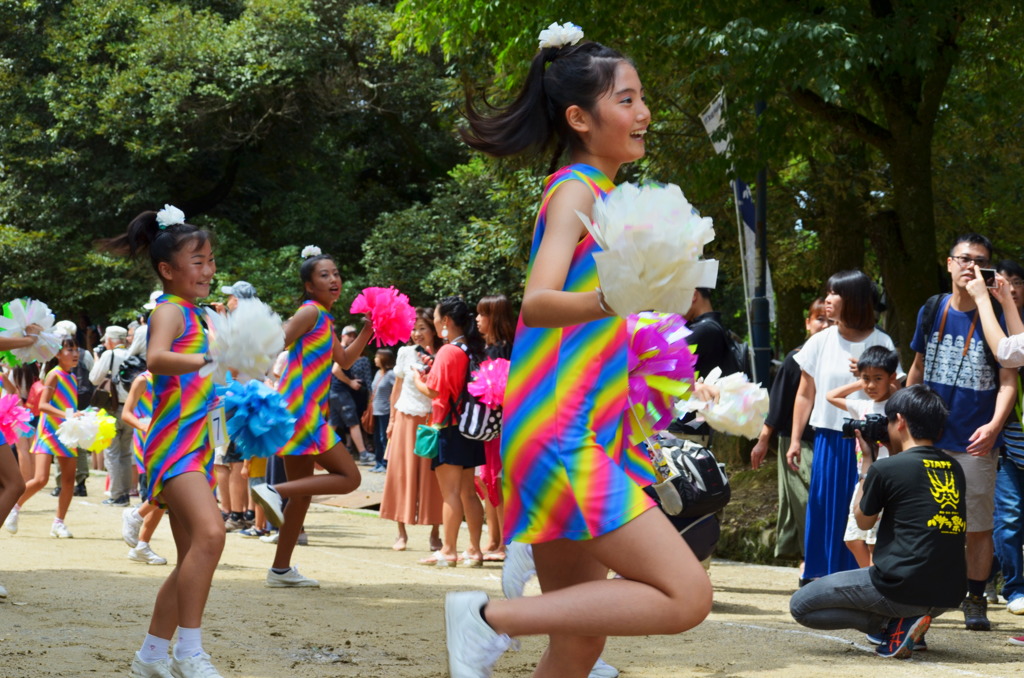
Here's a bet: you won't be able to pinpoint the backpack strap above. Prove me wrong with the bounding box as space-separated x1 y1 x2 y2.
921 292 1002 377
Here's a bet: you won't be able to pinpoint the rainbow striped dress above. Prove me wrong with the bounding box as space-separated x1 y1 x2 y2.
130 371 154 474
501 164 656 544
31 367 78 458
277 300 340 456
144 294 215 503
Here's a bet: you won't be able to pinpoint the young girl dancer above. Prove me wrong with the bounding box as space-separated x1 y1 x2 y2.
445 26 713 677
6 335 81 538
120 329 169 566
107 208 224 678
0 330 40 596
251 250 370 588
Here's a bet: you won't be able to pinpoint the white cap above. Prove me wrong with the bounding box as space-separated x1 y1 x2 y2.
143 290 161 310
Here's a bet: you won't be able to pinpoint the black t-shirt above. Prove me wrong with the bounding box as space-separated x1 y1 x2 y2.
687 312 732 379
763 348 814 444
860 445 967 608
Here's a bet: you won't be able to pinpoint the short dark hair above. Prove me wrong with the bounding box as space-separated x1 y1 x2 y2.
858 346 899 375
826 270 877 332
884 385 948 442
997 259 1024 281
695 287 713 300
950 233 993 259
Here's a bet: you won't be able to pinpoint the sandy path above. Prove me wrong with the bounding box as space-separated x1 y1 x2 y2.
0 478 1021 678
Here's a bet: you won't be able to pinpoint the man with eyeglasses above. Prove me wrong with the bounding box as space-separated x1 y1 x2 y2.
907 233 1018 632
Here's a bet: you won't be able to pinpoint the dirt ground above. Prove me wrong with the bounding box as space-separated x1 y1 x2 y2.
1 475 1022 678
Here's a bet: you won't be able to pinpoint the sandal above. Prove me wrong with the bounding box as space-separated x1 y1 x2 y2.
482 551 506 562
460 551 484 568
419 551 457 567
392 537 408 552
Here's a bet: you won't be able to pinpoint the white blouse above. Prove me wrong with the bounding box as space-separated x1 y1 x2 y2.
393 345 433 417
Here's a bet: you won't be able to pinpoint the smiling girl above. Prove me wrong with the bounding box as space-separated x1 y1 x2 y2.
250 249 371 589
442 23 712 678
106 206 227 678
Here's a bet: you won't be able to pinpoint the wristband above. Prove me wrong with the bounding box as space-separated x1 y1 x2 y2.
203 353 213 365
595 287 615 316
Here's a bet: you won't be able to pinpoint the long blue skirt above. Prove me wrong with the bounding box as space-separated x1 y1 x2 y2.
803 428 859 579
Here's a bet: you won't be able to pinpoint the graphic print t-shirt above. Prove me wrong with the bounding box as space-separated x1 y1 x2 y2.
861 446 967 607
910 295 1004 451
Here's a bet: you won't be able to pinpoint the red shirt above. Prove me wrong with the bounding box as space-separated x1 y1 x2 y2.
425 343 468 425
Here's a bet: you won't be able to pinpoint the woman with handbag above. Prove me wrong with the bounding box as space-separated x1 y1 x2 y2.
379 308 444 551
412 296 486 567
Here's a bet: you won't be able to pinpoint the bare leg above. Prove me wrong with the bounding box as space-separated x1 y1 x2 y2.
228 462 246 513
394 521 408 550
17 452 52 507
147 472 225 639
434 464 466 560
460 469 484 560
271 445 360 569
429 524 442 551
139 503 166 544
213 464 230 513
16 436 33 482
966 530 994 581
0 444 26 523
484 509 712 645
348 425 367 454
54 457 77 520
845 539 872 568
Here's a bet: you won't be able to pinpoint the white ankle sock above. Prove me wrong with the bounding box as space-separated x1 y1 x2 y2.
136 541 149 549
138 634 170 663
53 518 63 525
173 626 203 660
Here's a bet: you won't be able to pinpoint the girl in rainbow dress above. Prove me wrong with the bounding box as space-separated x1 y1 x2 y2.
120 326 168 567
107 206 225 678
8 334 81 538
441 23 713 678
251 248 371 588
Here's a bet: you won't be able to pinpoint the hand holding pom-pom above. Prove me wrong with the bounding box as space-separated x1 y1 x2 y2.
350 286 416 346
57 409 109 450
0 393 32 444
467 358 510 409
674 367 769 439
202 299 286 384
578 183 719 316
0 299 63 364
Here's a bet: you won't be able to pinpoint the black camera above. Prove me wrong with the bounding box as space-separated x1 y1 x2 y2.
842 413 889 444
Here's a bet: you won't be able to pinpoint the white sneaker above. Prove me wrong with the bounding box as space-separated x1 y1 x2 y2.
250 484 284 527
0 581 7 598
3 510 18 535
50 521 73 539
266 565 319 588
169 652 223 678
445 591 514 678
589 657 620 678
123 507 144 547
1008 597 1024 615
129 544 168 565
259 531 279 544
131 653 174 678
501 542 535 599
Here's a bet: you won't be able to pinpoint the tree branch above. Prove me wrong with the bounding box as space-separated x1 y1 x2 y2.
788 87 893 152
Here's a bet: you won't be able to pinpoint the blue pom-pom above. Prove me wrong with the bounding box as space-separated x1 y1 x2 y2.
219 378 295 459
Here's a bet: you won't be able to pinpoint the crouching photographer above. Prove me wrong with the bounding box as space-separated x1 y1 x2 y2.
790 385 966 659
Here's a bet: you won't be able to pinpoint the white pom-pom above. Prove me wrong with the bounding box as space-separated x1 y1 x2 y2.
0 298 62 364
674 367 769 439
57 410 99 449
156 204 186 229
578 183 719 316
301 245 322 259
538 22 584 49
201 299 285 384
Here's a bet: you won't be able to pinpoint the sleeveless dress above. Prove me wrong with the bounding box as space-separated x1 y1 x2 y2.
31 367 78 458
501 164 656 544
144 294 215 503
277 300 340 456
131 371 154 474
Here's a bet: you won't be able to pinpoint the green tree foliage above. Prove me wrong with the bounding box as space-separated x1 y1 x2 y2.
0 0 466 324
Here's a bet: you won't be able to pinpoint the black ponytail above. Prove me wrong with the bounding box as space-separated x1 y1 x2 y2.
102 210 210 279
461 40 629 171
437 296 486 362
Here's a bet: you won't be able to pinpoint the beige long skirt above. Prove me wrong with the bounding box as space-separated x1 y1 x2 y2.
379 410 443 525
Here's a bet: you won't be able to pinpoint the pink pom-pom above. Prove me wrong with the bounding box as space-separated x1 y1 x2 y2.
467 358 510 409
0 393 32 444
350 287 417 347
624 312 697 443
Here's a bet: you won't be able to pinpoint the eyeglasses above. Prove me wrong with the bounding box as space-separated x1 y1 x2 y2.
950 255 990 268
1009 279 1024 288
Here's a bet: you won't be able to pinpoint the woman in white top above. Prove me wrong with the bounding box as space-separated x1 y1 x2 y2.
787 270 901 580
379 308 444 551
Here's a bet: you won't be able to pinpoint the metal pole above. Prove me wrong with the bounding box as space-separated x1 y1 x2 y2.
751 100 772 387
